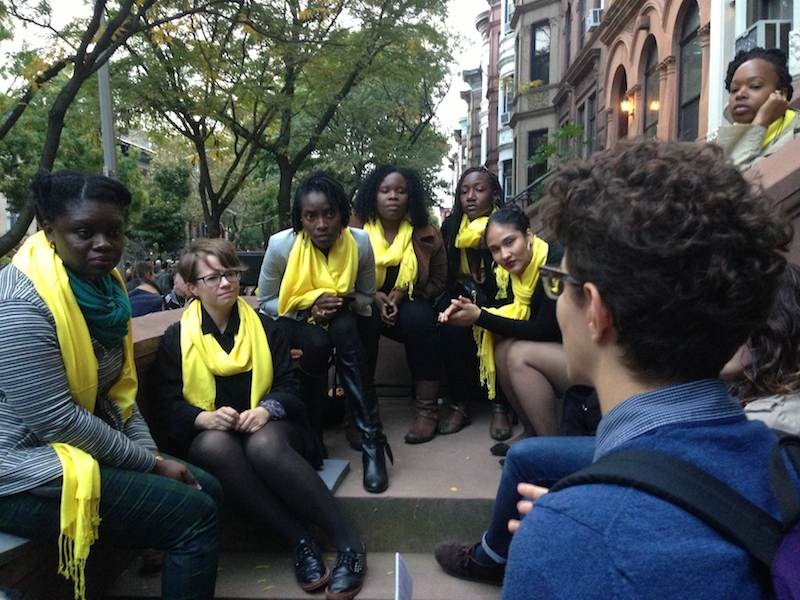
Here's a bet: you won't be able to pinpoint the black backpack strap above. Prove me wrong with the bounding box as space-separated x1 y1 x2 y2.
550 448 783 566
770 433 800 525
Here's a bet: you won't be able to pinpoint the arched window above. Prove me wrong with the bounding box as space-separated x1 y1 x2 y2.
612 66 629 140
643 39 660 138
677 2 701 141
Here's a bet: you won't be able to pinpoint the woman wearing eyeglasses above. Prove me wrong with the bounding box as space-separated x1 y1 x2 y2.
438 206 568 440
153 238 366 600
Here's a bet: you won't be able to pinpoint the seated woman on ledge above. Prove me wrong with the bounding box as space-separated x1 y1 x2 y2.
439 206 567 439
154 238 366 600
715 47 798 170
0 170 221 600
351 165 446 444
258 171 391 495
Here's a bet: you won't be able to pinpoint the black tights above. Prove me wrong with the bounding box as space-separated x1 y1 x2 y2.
188 420 359 550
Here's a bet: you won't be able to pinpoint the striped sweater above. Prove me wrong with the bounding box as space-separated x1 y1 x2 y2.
0 264 157 497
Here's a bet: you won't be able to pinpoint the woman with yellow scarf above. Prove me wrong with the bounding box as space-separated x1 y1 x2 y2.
715 47 798 170
438 167 511 438
0 170 220 600
438 207 568 441
257 172 391 496
351 165 447 444
154 238 365 600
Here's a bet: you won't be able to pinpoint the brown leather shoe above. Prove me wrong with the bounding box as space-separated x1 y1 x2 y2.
438 403 471 435
405 380 439 444
434 541 504 585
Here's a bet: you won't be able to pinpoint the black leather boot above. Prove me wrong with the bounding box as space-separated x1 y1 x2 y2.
361 433 393 494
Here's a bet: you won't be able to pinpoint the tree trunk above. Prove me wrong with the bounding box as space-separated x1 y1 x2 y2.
276 157 295 229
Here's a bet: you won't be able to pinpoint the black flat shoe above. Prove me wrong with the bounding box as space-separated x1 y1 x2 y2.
326 546 367 600
294 538 330 592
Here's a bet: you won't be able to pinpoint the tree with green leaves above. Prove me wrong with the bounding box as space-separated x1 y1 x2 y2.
0 0 236 257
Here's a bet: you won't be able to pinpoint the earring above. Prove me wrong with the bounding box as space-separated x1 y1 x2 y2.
49 241 56 250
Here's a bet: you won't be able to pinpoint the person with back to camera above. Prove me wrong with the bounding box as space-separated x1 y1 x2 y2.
438 206 567 441
128 260 165 317
502 139 800 599
0 170 221 600
351 164 447 444
153 238 366 600
258 171 392 494
439 166 513 439
716 47 798 169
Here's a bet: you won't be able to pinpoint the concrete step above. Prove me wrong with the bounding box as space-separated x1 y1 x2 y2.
107 551 501 600
221 396 504 553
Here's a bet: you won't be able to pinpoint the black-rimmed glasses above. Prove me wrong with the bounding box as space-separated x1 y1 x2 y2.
539 265 583 300
193 270 243 287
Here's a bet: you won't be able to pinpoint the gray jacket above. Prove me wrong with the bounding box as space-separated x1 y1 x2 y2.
258 227 375 320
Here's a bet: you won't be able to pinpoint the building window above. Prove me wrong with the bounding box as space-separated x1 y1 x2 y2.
577 104 586 156
504 0 512 30
643 40 660 138
502 160 513 201
502 77 514 114
527 129 548 185
747 0 792 25
530 21 550 85
586 93 597 154
578 0 586 49
677 2 701 141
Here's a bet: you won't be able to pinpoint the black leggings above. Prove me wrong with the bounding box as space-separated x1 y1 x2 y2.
187 420 358 549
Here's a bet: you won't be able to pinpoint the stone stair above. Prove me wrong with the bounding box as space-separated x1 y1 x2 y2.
107 395 506 600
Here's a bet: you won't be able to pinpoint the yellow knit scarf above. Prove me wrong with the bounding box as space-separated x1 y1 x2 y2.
762 109 797 149
473 236 550 399
180 297 273 411
12 231 137 600
278 229 358 315
363 219 418 297
454 214 489 278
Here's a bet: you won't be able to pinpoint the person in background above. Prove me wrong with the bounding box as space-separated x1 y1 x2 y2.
352 165 446 444
155 239 366 600
156 261 175 295
439 166 511 439
128 260 164 317
165 272 192 310
716 47 798 169
258 171 391 494
0 170 221 600
502 139 795 599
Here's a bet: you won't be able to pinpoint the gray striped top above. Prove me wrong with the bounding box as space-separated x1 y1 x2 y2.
0 264 157 497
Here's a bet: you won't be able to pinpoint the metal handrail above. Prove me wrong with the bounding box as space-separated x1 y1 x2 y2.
508 169 554 209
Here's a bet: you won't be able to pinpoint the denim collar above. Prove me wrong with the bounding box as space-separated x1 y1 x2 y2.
594 379 744 461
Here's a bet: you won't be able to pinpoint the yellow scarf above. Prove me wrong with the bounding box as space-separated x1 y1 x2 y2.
473 236 549 399
762 109 797 149
363 219 418 297
180 297 273 411
12 231 137 600
278 229 358 315
454 214 489 278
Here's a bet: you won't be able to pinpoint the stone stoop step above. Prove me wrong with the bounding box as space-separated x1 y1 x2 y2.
107 551 501 600
108 396 505 598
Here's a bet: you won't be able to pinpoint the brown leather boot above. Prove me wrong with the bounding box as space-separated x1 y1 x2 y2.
405 380 439 444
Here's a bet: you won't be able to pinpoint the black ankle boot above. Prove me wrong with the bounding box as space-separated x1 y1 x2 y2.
361 434 393 494
326 546 367 600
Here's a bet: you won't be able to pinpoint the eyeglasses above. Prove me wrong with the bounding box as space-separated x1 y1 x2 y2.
539 265 583 300
193 270 243 287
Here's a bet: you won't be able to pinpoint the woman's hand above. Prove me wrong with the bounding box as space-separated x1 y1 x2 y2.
508 482 549 534
153 457 202 489
437 296 480 327
311 293 343 323
754 90 789 128
195 406 239 431
237 407 270 433
375 291 400 326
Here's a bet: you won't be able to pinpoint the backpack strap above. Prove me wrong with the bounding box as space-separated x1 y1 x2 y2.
770 433 800 525
549 448 783 566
